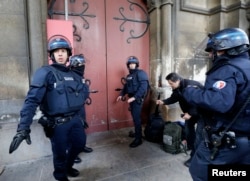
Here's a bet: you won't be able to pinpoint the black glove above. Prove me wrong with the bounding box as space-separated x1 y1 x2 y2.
9 130 31 154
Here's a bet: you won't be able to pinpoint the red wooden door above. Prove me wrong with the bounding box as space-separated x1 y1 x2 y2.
47 0 149 133
106 0 149 130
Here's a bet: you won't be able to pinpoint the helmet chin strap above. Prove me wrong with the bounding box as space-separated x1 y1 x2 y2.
211 49 217 63
50 54 56 62
129 68 137 73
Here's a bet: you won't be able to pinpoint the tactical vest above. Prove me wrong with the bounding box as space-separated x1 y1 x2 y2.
126 72 138 94
41 66 88 116
126 69 149 96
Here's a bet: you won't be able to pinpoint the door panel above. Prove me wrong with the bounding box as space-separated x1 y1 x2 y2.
69 0 108 133
106 0 149 130
47 0 149 133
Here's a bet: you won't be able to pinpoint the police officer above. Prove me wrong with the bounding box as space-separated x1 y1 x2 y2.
116 56 149 148
9 36 88 181
69 54 93 164
182 28 250 181
156 72 204 167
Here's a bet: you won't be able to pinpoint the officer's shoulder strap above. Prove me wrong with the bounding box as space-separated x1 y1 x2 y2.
225 62 248 86
215 62 249 92
42 65 64 86
70 71 84 83
30 66 53 87
136 69 151 97
135 69 148 80
208 61 247 83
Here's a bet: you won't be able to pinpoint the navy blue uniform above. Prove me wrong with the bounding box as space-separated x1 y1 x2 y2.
183 53 250 181
162 78 204 156
17 63 87 180
120 69 149 140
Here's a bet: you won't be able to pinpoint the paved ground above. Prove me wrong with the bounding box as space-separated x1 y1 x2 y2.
0 127 192 181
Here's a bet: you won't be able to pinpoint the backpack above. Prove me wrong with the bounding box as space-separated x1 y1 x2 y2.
162 121 187 154
144 93 165 143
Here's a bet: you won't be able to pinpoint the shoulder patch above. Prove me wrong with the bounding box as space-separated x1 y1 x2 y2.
213 81 226 89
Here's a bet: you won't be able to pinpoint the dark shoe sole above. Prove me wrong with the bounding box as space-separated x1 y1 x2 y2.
74 156 82 164
129 141 142 148
83 146 93 153
67 168 80 177
184 158 192 167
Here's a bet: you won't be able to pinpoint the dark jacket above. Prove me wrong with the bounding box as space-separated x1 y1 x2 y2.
163 79 203 119
120 68 149 100
183 52 250 136
17 64 86 131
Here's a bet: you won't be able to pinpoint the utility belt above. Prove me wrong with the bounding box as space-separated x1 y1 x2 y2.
38 114 74 127
53 115 73 125
128 94 144 104
203 126 250 160
38 114 75 138
203 126 237 160
203 127 237 149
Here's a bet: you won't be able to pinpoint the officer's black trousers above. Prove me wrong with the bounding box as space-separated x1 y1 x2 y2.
130 100 143 140
184 118 196 151
50 115 86 180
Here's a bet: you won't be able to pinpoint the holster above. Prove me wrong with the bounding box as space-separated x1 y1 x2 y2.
80 118 89 129
38 116 55 138
136 97 144 105
202 126 237 160
202 126 212 149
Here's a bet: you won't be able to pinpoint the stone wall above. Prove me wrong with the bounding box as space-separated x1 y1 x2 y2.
0 0 48 166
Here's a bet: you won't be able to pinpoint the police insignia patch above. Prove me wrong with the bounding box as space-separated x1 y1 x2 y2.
213 81 226 89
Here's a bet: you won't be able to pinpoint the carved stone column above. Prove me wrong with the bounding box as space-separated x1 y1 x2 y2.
160 0 173 87
26 0 48 77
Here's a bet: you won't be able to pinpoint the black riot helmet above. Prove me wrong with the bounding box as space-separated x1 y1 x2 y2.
205 33 214 52
69 54 86 67
205 28 249 56
48 36 72 62
126 56 139 68
69 54 86 76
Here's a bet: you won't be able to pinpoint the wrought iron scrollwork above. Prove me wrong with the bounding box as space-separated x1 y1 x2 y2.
48 0 96 41
67 2 96 30
73 25 81 42
113 0 150 43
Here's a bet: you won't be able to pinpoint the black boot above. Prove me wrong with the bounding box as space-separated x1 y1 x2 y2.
129 139 142 148
128 130 135 138
82 146 93 153
67 168 80 177
74 156 82 164
184 157 192 167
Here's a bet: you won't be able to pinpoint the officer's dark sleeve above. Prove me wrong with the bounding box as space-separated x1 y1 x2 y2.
162 91 179 105
134 70 149 99
184 80 203 117
182 66 239 113
17 67 48 131
120 83 127 97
